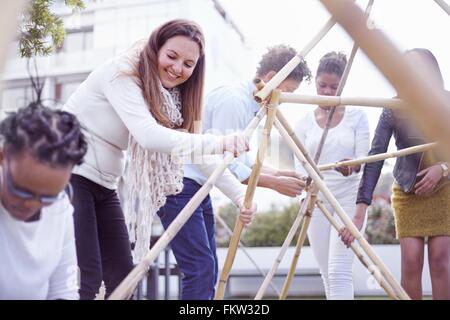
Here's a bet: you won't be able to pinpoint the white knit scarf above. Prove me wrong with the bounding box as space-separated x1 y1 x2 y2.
124 84 184 263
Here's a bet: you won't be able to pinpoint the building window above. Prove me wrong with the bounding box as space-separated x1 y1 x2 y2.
57 27 94 53
1 86 35 112
55 81 82 104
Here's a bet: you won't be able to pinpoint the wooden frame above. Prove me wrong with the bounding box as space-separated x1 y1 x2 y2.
215 90 281 300
108 108 266 299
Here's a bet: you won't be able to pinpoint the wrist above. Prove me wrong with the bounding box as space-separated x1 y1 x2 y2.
234 195 245 207
354 212 365 220
356 203 368 214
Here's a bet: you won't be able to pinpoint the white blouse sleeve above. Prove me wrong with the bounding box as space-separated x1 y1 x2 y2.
195 160 246 205
354 111 370 159
293 115 309 177
101 60 224 157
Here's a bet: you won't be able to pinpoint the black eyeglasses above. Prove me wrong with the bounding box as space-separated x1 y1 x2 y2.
3 158 67 206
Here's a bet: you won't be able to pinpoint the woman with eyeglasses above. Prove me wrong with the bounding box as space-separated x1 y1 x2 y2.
0 102 87 299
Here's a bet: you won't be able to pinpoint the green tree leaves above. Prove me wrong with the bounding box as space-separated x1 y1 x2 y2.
18 0 86 58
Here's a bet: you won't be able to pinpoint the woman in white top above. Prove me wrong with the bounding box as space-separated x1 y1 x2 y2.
294 52 370 299
63 19 253 299
0 102 88 299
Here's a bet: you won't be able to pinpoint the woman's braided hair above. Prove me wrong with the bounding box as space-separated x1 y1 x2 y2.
316 51 347 78
0 101 87 168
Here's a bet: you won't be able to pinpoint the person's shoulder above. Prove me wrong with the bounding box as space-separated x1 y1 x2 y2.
346 106 365 116
299 110 315 122
294 111 314 131
346 107 368 121
205 83 249 110
44 195 74 220
206 83 247 101
93 52 137 80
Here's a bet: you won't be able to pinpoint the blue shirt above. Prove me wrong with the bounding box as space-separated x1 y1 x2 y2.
184 81 260 184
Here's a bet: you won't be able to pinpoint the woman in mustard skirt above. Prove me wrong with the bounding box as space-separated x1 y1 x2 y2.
340 48 450 299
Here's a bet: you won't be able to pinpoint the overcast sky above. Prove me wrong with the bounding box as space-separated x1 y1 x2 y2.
219 0 450 136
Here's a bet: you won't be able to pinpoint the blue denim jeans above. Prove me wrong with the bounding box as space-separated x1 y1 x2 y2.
157 178 218 300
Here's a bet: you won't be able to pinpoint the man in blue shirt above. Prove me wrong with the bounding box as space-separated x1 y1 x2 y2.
186 45 311 196
157 44 312 299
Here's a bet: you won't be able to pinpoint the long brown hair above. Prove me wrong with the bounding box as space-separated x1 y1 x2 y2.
134 19 205 133
406 48 444 88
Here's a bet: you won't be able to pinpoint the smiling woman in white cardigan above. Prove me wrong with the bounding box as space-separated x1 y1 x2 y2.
62 19 253 299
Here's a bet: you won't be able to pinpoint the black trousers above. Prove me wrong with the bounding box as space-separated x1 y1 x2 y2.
70 174 134 300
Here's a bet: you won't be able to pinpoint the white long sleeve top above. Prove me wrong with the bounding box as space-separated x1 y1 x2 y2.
294 107 370 192
63 54 244 203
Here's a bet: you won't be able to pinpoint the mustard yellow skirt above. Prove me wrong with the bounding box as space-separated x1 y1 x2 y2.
391 183 450 239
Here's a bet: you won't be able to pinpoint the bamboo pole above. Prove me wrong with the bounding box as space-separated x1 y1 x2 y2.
274 115 322 178
312 0 373 165
279 186 317 300
279 94 404 109
434 0 450 15
276 114 411 299
108 108 266 300
215 210 281 296
316 201 398 299
319 142 437 171
254 192 312 300
254 79 322 178
276 0 370 289
272 112 325 300
319 0 450 162
254 17 337 103
215 90 281 300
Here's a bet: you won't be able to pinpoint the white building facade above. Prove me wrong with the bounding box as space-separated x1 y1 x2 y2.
1 0 252 114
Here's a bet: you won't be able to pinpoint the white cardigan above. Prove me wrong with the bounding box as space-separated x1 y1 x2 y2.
63 54 244 203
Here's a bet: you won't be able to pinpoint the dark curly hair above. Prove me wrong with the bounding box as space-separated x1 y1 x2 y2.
256 44 311 83
0 102 88 168
316 51 347 78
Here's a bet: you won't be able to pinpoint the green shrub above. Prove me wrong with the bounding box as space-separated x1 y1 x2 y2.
216 197 398 247
216 201 310 247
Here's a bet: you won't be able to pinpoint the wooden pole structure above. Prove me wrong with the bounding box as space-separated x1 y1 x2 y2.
215 90 281 300
278 1 375 299
279 185 318 300
319 142 437 171
215 210 281 296
319 0 450 161
275 113 323 178
270 116 325 300
254 79 322 178
276 114 411 299
253 192 312 300
254 17 337 102
108 108 266 300
279 94 404 109
434 0 450 15
315 201 398 299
